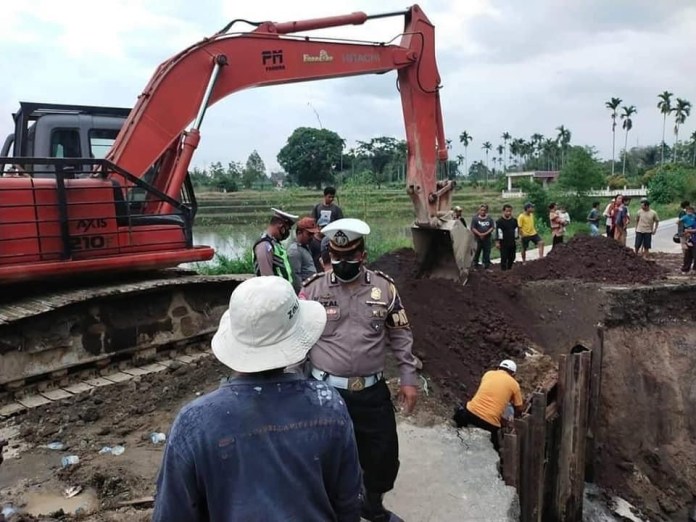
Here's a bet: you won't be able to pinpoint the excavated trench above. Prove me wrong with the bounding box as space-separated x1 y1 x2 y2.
370 237 696 521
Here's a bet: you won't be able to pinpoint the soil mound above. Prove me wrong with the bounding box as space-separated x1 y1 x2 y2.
514 235 667 284
370 250 544 402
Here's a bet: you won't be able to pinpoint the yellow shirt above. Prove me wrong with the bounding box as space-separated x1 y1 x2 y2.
517 212 537 237
466 370 523 427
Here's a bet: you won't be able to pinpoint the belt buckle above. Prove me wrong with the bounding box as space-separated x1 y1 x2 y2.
347 376 365 391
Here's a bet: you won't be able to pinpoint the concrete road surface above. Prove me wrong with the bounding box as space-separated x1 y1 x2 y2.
383 422 519 521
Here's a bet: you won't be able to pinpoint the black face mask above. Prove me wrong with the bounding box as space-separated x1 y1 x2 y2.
279 225 291 241
331 260 361 282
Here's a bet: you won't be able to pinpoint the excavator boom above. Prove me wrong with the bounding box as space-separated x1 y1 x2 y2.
105 4 473 278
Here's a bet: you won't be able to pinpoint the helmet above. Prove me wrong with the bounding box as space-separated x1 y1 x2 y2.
499 359 517 374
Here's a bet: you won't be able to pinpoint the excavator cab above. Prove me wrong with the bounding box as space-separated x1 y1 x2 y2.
412 216 477 281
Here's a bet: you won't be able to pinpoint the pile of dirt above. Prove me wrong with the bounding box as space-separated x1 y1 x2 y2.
370 249 548 403
514 235 667 284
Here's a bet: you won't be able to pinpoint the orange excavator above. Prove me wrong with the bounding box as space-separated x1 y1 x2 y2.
0 5 474 396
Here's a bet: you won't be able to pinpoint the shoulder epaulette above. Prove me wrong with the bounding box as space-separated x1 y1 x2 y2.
373 270 395 284
302 272 324 287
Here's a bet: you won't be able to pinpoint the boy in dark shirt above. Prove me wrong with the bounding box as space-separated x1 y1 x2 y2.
496 204 518 271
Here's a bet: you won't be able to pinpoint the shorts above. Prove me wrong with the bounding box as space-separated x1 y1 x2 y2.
634 232 652 250
521 234 542 249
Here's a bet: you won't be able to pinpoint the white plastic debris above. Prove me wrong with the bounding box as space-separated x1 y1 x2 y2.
150 432 166 444
61 455 80 467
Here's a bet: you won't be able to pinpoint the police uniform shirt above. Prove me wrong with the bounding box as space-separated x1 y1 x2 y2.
300 268 419 387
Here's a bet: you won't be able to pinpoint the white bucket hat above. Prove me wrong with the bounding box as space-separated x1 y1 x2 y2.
211 276 327 373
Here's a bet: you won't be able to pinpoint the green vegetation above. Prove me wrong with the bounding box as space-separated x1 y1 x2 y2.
196 235 411 275
198 251 254 275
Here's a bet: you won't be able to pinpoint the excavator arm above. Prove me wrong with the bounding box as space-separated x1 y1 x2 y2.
107 4 474 279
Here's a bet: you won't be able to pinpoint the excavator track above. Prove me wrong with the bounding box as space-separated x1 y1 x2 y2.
0 271 249 413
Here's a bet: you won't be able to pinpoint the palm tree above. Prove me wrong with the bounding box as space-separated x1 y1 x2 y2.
556 125 571 168
459 131 472 177
530 133 544 159
657 91 674 165
456 154 464 177
620 105 637 176
482 141 492 185
510 138 523 170
605 97 622 175
673 98 692 162
501 132 511 171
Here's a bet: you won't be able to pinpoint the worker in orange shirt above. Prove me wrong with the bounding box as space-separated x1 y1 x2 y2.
452 360 523 451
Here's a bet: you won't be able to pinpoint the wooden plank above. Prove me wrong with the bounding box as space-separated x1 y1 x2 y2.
585 327 604 481
502 432 519 488
515 416 529 520
520 392 546 522
552 350 592 522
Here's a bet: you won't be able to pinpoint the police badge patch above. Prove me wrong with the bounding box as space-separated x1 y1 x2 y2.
333 230 349 246
370 287 382 300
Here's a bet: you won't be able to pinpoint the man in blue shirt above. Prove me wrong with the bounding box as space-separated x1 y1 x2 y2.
152 276 362 522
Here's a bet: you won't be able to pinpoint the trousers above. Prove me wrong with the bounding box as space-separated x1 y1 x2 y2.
474 236 492 267
336 380 399 494
499 244 516 270
453 405 501 451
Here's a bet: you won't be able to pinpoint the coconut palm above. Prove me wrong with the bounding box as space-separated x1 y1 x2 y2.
605 97 622 175
482 141 492 185
556 125 571 168
620 105 637 176
673 98 692 162
530 133 544 159
456 154 464 177
501 131 511 171
657 91 674 165
459 131 472 178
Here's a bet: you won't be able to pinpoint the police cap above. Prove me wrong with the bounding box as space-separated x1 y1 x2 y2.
271 207 298 225
321 218 371 252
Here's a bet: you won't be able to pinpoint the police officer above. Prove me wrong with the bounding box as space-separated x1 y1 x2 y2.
300 218 419 522
252 208 298 286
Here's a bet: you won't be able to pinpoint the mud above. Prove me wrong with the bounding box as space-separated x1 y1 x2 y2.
513 235 668 284
370 249 553 402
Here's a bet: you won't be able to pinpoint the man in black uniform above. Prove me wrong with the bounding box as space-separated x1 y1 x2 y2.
496 204 519 271
300 218 419 522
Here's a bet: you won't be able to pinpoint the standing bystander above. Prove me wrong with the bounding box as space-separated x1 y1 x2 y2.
612 196 630 245
634 199 659 256
680 206 696 273
678 200 690 252
517 202 544 262
287 217 321 292
587 201 601 236
496 204 518 271
471 204 495 268
603 196 617 237
152 277 362 522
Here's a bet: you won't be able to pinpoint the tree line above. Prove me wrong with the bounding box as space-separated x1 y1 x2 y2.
190 90 696 192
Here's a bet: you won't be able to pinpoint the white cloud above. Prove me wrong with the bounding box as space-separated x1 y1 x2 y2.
1 0 695 173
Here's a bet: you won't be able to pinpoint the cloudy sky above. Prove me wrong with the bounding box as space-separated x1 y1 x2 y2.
2 0 695 173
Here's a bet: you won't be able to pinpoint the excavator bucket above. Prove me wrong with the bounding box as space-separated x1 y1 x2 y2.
411 218 477 282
